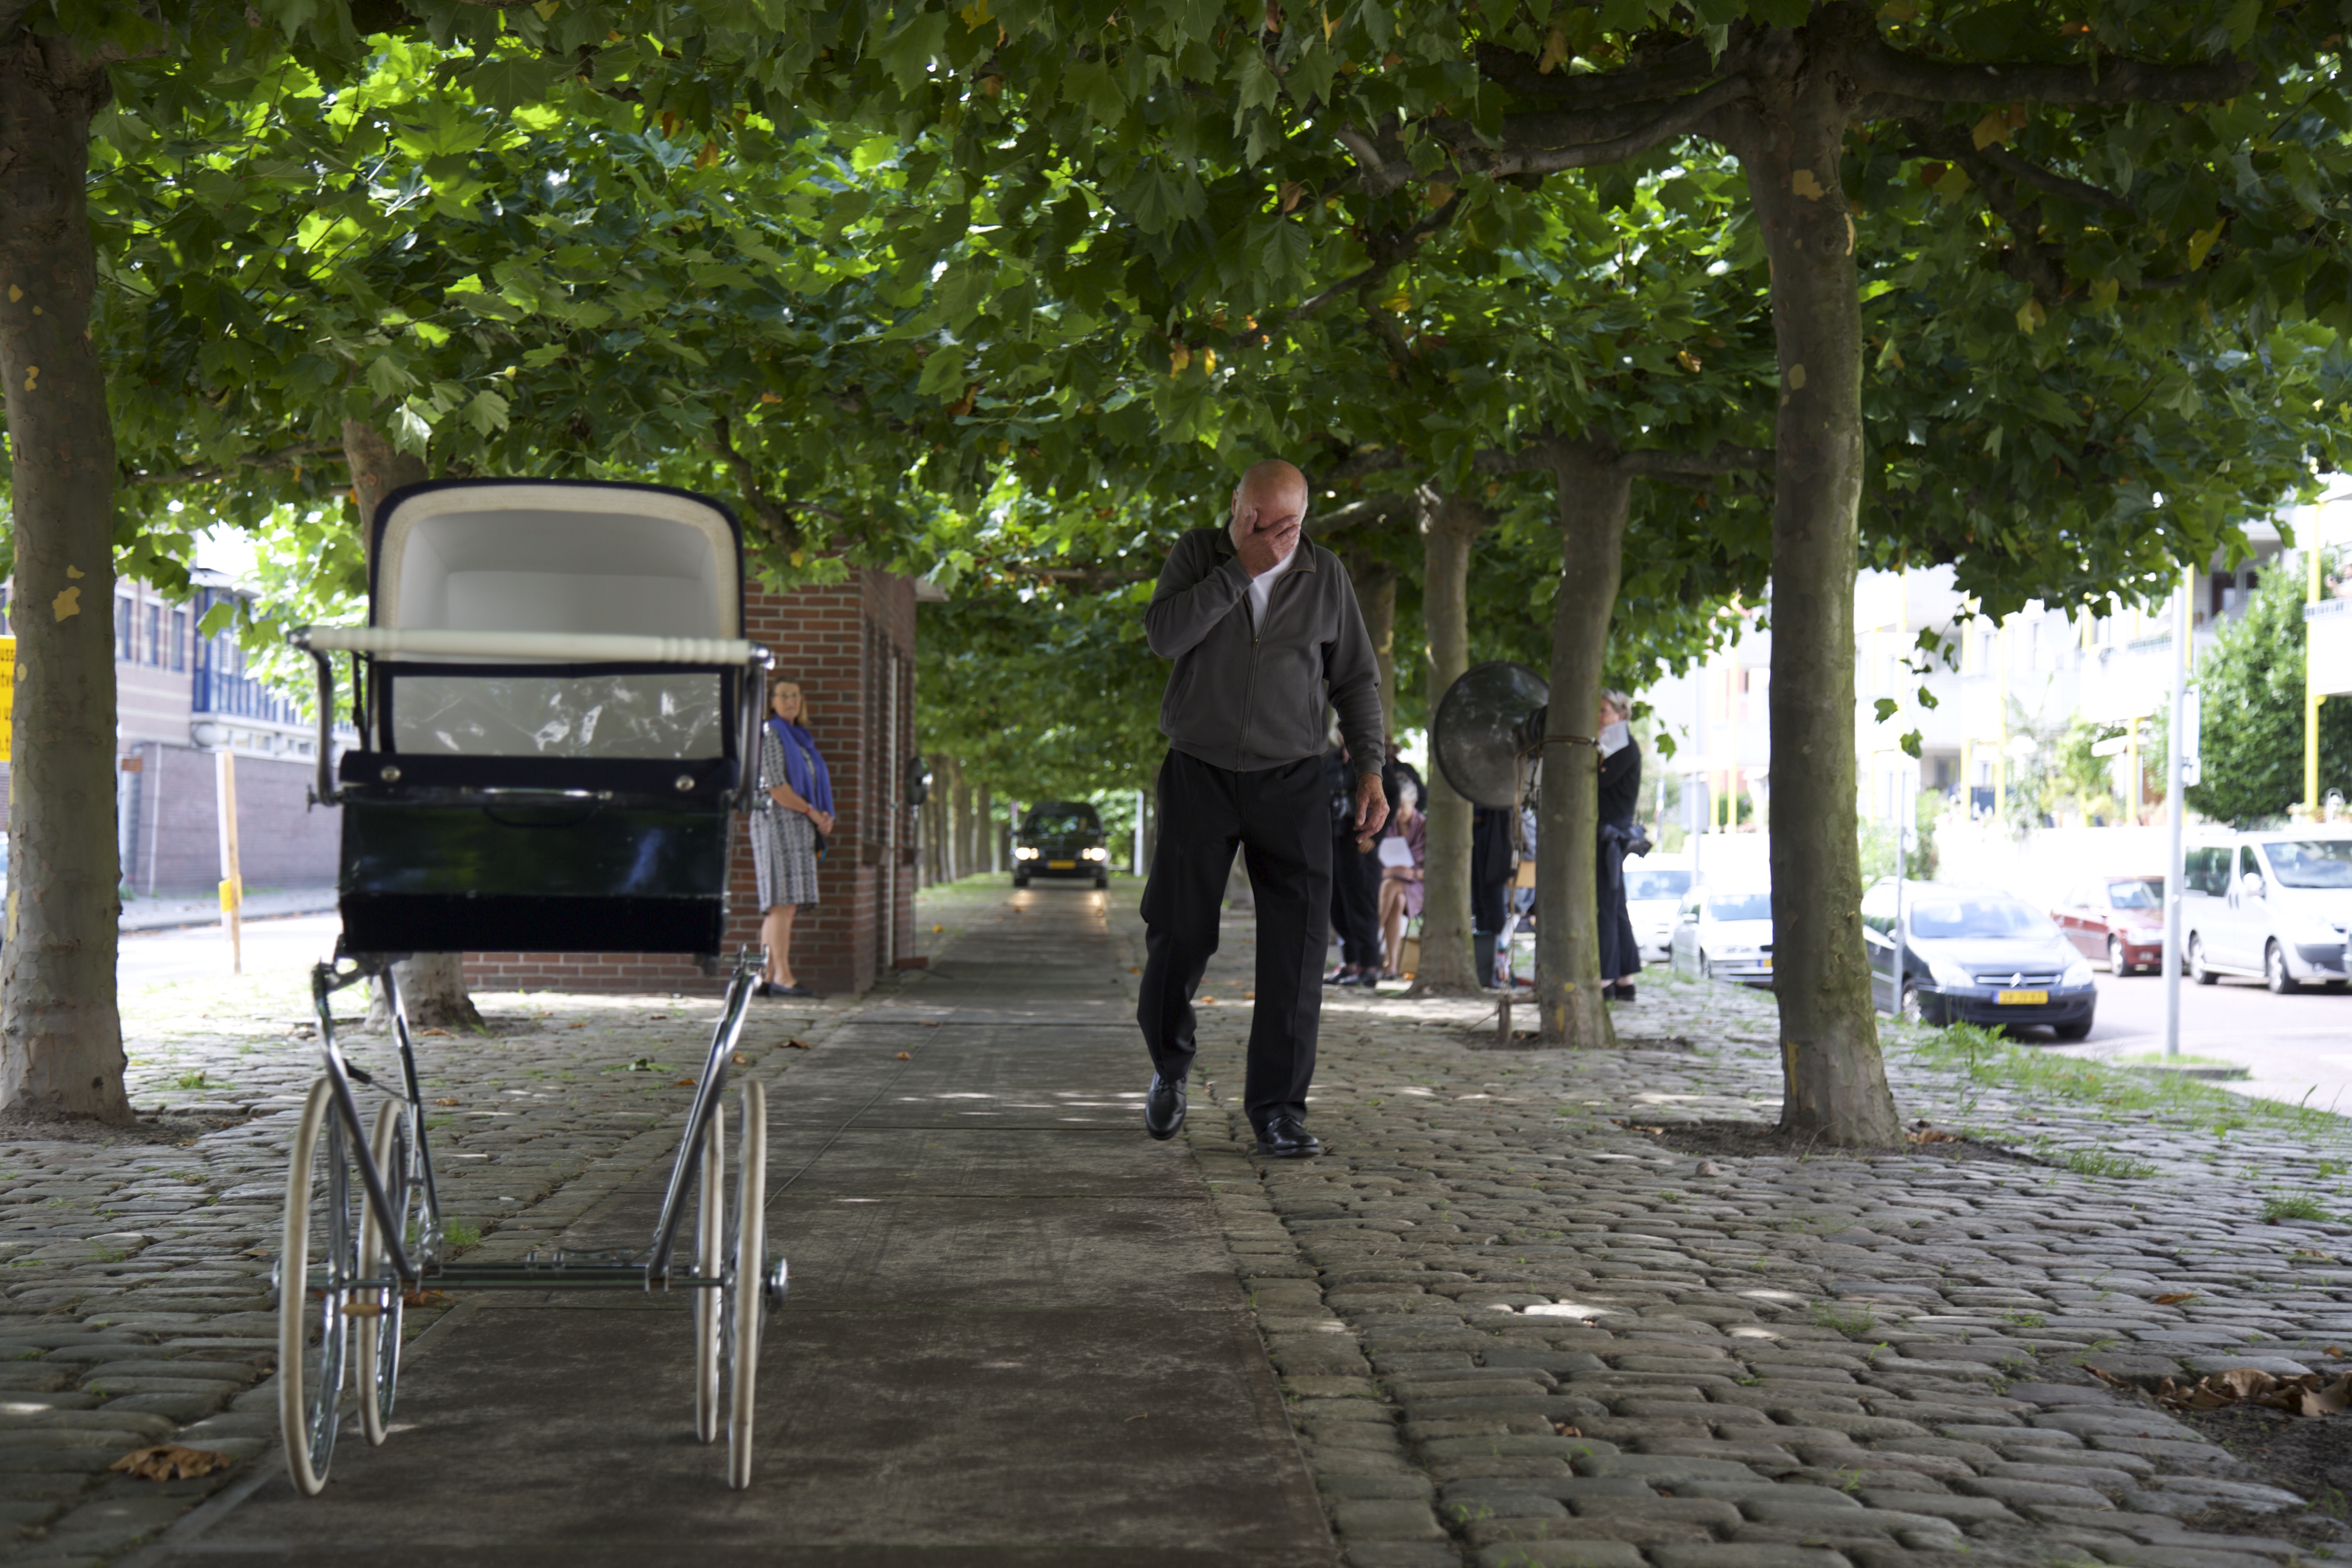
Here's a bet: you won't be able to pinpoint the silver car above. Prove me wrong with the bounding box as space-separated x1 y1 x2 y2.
1668 885 1774 986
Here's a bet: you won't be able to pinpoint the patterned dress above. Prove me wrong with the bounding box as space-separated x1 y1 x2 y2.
753 724 822 910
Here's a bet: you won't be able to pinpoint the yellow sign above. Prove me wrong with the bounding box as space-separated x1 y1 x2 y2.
218 878 242 912
0 635 14 764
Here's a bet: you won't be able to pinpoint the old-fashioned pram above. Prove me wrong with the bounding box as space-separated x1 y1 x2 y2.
280 479 780 1493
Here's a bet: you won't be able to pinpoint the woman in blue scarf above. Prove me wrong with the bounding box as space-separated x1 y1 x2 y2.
753 676 833 997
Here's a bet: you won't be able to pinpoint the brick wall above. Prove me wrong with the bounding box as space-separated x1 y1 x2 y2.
122 744 340 897
463 567 919 996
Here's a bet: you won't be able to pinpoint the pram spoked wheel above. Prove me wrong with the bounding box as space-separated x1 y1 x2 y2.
278 1078 359 1497
693 1081 768 1489
356 1097 422 1446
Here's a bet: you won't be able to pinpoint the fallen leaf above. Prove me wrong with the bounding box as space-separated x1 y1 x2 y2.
2085 1365 2128 1387
1124 1411 1149 1421
403 1288 452 1308
568 1022 588 1030
2155 1366 2352 1419
1130 967 1140 974
786 1038 813 1050
1200 998 1218 1007
111 1445 232 1481
672 1078 697 1088
2328 1346 2345 1359
896 1052 911 1061
1907 1126 1958 1144
2153 1292 2197 1305
932 924 945 933
421 1028 451 1037
733 1053 750 1066
1243 991 1256 1000
1552 1421 1581 1437
435 1097 460 1107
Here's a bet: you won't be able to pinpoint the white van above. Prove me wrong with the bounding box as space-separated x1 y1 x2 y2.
2181 830 2352 992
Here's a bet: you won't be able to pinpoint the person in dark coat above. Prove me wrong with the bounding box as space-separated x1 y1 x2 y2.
1470 804 1515 989
1324 740 1383 985
1595 689 1643 1002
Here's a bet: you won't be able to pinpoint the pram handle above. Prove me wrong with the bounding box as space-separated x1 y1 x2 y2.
294 628 765 665
293 628 774 812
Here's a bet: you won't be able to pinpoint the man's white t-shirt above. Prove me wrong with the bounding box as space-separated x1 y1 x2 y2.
1245 539 1298 627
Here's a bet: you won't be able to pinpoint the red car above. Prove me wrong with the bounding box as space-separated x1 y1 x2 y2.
2052 876 2167 975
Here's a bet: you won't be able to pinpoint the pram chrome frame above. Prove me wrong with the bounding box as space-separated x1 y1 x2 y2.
277 623 783 1494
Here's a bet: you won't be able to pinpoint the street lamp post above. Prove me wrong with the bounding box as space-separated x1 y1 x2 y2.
2161 560 2190 1061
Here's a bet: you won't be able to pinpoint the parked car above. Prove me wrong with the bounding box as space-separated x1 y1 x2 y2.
1861 879 2096 1039
2182 830 2352 993
1668 884 1774 987
1625 858 1692 966
1012 801 1110 889
2051 875 2166 975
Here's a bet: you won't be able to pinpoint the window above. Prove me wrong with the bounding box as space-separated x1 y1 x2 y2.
1909 898 2056 940
1625 869 1691 903
144 603 161 666
1707 892 1773 922
116 597 134 662
170 610 186 671
2183 847 2232 896
2106 879 2161 910
2262 840 2352 890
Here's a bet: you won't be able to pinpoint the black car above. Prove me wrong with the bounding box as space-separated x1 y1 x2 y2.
1013 802 1110 889
1860 878 2097 1039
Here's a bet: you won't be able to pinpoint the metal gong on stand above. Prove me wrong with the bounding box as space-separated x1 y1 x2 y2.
1430 662 1549 1022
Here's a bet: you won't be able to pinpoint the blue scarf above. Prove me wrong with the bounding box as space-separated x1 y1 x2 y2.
768 718 833 815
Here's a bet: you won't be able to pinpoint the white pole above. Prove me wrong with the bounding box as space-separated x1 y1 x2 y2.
1893 763 1908 1003
2161 565 2190 1060
1134 787 1145 875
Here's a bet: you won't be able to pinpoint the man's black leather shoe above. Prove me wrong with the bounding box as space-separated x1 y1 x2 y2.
1254 1116 1321 1158
1144 1074 1187 1140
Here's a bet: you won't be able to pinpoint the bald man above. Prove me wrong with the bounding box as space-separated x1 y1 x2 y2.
1136 459 1389 1158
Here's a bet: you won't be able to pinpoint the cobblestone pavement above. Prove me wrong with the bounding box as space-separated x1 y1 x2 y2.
0 958 842 1564
13 879 2352 1567
1111 896 2352 1568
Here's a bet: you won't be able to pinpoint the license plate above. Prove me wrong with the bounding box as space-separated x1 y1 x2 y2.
1047 860 1076 870
1760 957 1772 969
1996 989 2048 1005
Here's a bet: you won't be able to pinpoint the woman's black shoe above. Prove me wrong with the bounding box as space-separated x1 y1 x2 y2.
776 981 815 998
751 980 781 999
1610 981 1637 1002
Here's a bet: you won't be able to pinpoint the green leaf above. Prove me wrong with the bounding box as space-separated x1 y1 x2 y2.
1900 730 1924 760
1873 697 1899 724
1063 60 1128 127
457 56 563 115
917 348 971 397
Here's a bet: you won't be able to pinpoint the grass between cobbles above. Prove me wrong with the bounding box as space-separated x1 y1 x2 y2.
1888 1018 2352 1152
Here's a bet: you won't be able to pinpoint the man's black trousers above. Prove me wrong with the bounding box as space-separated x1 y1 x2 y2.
1330 833 1382 968
1138 748 1329 1133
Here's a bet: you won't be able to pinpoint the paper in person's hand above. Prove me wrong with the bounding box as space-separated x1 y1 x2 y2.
1377 837 1415 869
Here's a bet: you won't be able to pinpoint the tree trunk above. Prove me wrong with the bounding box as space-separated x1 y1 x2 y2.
0 35 132 1123
1411 488 1489 996
1725 70 1903 1145
1346 555 1400 747
1532 448 1625 1049
978 784 996 874
345 421 485 1033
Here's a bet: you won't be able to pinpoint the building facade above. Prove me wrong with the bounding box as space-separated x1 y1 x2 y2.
114 570 344 898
